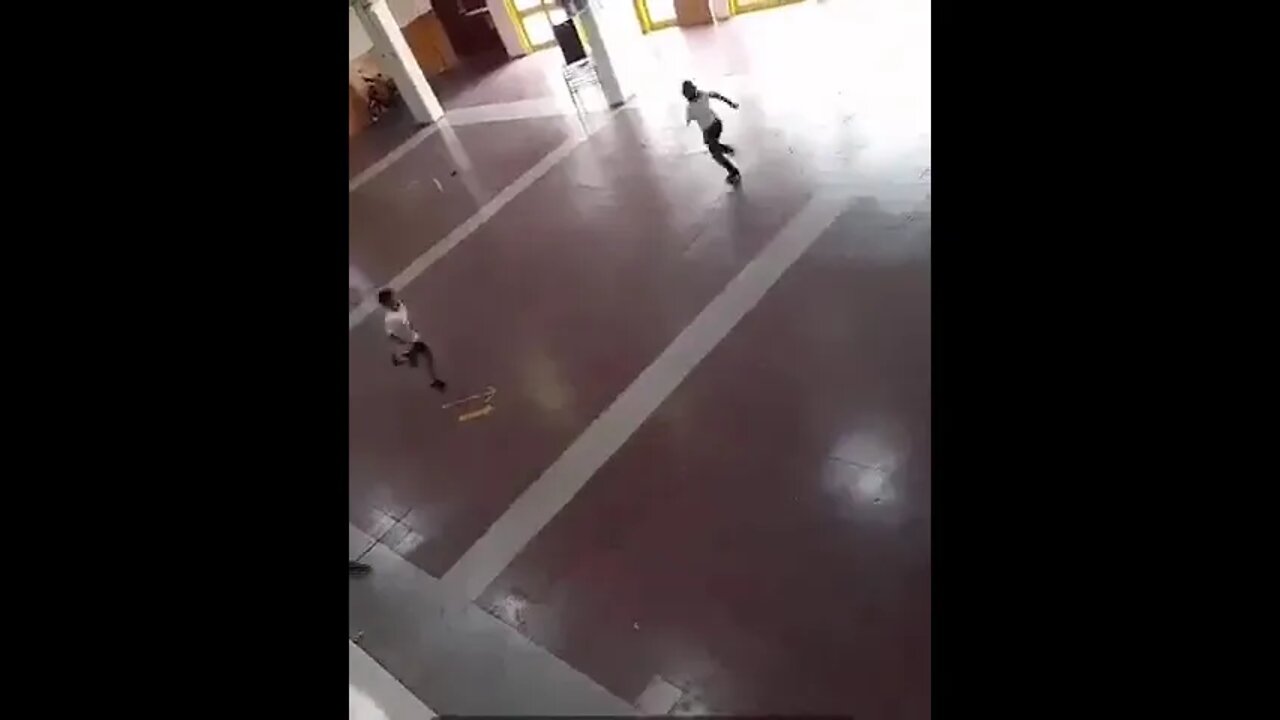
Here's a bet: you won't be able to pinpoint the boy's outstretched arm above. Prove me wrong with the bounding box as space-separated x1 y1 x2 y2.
708 91 740 109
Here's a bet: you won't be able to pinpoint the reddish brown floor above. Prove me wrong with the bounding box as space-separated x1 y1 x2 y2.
476 197 931 716
347 81 886 559
350 1 929 715
349 113 583 285
349 105 421 181
429 48 571 110
349 104 825 572
348 54 574 182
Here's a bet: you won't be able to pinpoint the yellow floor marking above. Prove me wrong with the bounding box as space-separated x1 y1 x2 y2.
442 385 498 410
458 405 495 422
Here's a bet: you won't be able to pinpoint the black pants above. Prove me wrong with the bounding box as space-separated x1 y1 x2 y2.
703 120 739 175
404 340 431 367
395 340 443 385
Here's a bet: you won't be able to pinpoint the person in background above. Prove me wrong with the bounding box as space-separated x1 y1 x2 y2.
683 80 741 184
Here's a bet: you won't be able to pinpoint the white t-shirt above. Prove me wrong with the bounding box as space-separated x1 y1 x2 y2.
686 93 718 131
383 302 420 347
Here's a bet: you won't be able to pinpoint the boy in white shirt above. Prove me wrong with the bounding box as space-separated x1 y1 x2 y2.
377 288 447 392
683 80 741 184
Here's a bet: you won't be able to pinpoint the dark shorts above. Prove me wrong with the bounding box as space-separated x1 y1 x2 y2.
702 119 724 147
405 341 430 367
394 340 431 367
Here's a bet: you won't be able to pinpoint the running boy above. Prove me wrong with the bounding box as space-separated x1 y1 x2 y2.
378 288 446 392
682 80 740 184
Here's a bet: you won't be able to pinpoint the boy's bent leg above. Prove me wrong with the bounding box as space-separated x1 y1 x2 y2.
710 147 739 175
705 120 738 175
412 341 447 390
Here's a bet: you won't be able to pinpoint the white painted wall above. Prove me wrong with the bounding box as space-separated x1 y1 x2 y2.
349 0 435 61
486 0 527 58
579 2 647 105
350 0 528 63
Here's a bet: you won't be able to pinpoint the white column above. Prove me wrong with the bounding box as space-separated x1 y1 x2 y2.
352 0 445 123
486 0 528 58
577 0 648 107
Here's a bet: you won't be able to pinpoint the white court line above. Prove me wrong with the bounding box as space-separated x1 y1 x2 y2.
445 96 610 127
350 640 436 720
441 192 852 600
349 106 622 332
348 524 636 715
635 675 683 715
349 97 610 196
350 122 443 193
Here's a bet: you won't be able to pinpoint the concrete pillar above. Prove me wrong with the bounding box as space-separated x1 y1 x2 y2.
486 0 528 58
353 0 444 123
577 0 648 107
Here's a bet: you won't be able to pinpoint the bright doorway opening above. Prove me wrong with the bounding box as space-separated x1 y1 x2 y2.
635 0 678 31
730 0 805 15
508 0 571 51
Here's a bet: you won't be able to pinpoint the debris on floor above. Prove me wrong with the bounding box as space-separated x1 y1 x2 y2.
442 385 498 423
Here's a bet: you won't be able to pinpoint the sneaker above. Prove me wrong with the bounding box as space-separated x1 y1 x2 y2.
430 380 447 392
726 172 742 185
349 561 372 576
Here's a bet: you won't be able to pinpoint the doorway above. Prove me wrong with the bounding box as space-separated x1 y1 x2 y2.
634 0 678 32
506 0 571 52
436 0 507 57
730 0 805 14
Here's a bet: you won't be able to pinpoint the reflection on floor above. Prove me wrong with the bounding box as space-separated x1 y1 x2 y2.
349 1 930 716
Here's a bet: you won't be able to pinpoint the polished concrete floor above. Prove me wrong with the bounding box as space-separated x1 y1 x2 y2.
349 1 930 716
